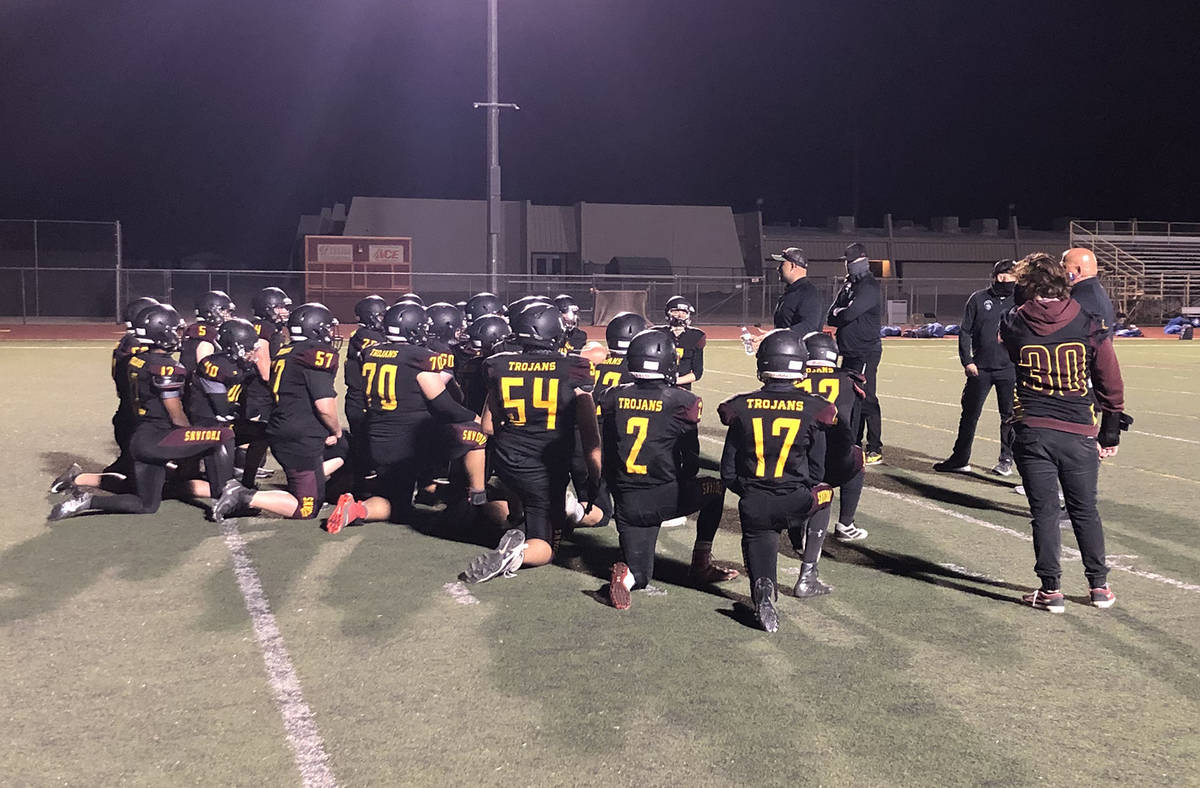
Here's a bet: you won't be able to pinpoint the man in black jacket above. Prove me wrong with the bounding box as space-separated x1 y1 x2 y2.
827 243 883 464
769 247 824 338
934 260 1018 475
1062 248 1115 336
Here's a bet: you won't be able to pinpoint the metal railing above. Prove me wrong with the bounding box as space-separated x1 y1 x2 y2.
1071 219 1200 239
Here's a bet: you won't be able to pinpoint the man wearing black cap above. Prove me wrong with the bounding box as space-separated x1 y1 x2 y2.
934 260 1018 475
827 243 883 463
769 247 824 339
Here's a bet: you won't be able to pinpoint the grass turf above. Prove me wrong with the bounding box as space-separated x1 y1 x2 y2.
2 338 1199 786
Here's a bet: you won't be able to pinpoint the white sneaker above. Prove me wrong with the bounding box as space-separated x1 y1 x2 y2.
834 522 868 542
1013 485 1026 495
462 529 528 583
660 516 687 528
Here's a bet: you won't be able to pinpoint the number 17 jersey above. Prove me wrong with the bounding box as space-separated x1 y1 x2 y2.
718 386 835 494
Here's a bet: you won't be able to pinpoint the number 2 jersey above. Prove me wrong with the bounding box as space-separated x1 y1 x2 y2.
596 381 701 492
718 384 835 495
998 298 1125 436
266 341 339 459
483 351 595 468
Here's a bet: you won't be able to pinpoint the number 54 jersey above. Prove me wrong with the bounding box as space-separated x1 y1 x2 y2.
718 385 836 494
484 351 595 467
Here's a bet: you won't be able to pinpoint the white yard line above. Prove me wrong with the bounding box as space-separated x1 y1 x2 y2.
220 520 338 788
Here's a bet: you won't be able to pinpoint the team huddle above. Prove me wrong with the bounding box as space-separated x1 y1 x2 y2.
47 250 1133 630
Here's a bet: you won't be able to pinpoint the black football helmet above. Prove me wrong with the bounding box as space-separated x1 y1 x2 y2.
122 296 159 329
511 302 565 348
354 295 388 330
465 292 504 323
605 312 648 356
252 287 292 325
756 329 808 381
627 329 677 383
427 302 466 344
802 331 840 366
134 304 186 351
395 292 424 307
465 314 511 356
216 317 259 359
554 294 580 328
196 290 236 325
664 295 696 327
508 294 553 317
288 303 338 344
383 302 429 344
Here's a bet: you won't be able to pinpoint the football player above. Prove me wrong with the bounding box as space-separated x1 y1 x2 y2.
718 329 835 632
598 330 734 610
461 302 601 583
426 301 466 354
234 287 292 486
50 296 159 494
593 312 646 398
181 290 235 373
345 295 388 494
652 295 706 390
456 314 511 415
323 303 487 532
50 304 236 520
212 303 343 522
554 294 588 354
464 291 505 324
395 292 424 307
186 317 258 427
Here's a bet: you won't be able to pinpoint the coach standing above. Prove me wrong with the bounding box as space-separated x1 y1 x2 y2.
827 243 883 464
769 247 824 337
1062 248 1116 334
934 260 1017 476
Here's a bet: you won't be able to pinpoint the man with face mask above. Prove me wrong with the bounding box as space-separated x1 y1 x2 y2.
1061 248 1116 337
934 260 1018 475
827 243 883 463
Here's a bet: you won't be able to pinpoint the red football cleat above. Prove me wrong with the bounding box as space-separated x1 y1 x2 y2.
325 493 360 535
609 563 632 610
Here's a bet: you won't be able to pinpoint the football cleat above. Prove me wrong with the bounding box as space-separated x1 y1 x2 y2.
793 562 834 598
991 458 1015 477
833 521 868 542
864 451 884 465
255 467 275 480
752 577 779 633
660 516 687 528
49 462 82 494
325 493 361 535
609 563 632 610
49 489 93 521
689 562 739 584
211 479 255 523
1089 585 1116 609
1021 588 1065 613
462 528 527 584
933 459 971 473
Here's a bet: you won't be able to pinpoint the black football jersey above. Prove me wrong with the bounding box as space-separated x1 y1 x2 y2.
562 327 589 355
651 325 706 389
344 326 387 412
455 347 490 415
592 355 631 399
252 317 288 358
122 350 187 430
361 342 456 438
794 364 863 466
718 385 835 493
111 333 147 400
266 341 339 452
187 352 253 425
180 321 216 373
597 381 702 491
483 351 595 466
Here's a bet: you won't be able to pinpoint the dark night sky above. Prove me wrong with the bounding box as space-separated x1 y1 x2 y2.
3 0 1198 264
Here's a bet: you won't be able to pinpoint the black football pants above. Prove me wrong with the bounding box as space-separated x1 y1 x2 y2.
90 426 235 515
1012 426 1108 591
843 351 882 453
949 368 1015 464
613 477 724 589
738 486 819 592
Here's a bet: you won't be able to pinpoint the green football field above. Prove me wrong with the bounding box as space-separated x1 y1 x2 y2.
3 338 1198 786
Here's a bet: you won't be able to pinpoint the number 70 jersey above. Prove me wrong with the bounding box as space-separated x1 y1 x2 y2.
484 351 596 462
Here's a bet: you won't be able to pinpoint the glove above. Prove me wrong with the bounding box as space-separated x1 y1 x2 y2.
1098 411 1133 448
468 488 488 506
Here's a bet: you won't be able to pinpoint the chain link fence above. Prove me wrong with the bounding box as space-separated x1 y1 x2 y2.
0 220 122 319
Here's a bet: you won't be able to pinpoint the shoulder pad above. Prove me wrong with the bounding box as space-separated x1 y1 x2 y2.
675 391 702 424
816 401 838 427
717 396 741 426
186 323 209 340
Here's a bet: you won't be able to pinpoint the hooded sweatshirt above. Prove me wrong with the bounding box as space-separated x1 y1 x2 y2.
998 298 1124 436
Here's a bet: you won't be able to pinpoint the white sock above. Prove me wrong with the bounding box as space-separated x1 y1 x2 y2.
622 567 637 590
566 501 586 525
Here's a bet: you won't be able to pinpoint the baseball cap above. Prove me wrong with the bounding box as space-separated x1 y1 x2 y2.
768 247 808 268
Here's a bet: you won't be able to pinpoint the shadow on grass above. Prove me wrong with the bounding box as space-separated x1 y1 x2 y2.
825 541 1028 606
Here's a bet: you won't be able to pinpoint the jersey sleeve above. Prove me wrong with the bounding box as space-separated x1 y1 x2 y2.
295 345 340 372
150 359 187 398
568 355 596 393
815 401 838 428
716 395 739 427
675 391 702 426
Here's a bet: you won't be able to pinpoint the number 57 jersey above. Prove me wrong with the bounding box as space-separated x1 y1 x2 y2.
717 386 836 494
484 351 595 467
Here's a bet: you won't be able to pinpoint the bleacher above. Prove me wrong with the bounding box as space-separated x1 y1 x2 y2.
1070 220 1200 321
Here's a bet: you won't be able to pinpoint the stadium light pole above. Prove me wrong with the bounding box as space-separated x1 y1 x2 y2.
474 0 519 296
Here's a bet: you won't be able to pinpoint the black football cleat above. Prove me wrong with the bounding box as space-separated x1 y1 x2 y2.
793 562 834 598
752 577 779 633
211 479 255 523
462 528 527 584
49 489 93 521
49 463 82 494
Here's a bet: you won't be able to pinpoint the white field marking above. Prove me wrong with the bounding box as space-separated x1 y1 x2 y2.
443 581 480 605
696 433 1200 595
220 520 337 788
938 563 1007 583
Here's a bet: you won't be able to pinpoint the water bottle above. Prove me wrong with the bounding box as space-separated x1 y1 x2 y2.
740 326 755 355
